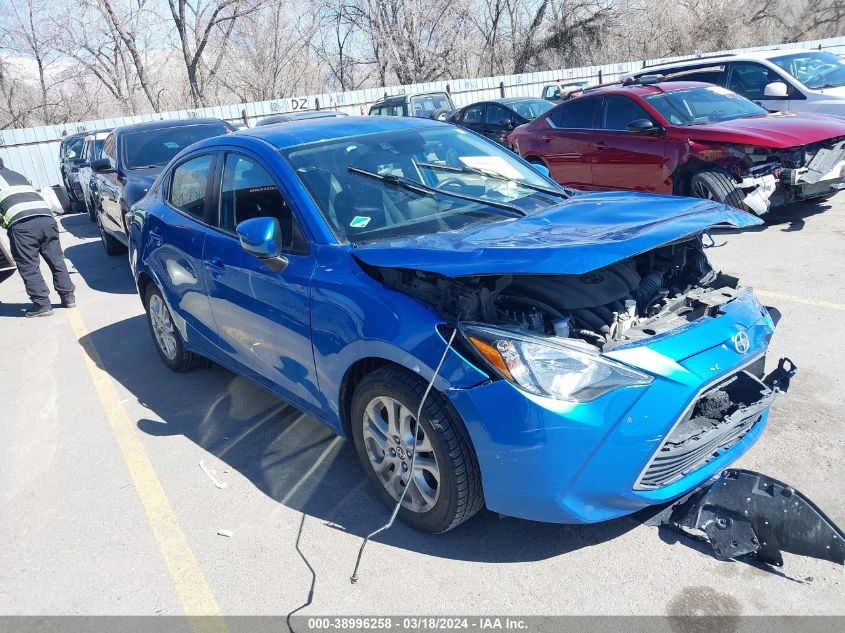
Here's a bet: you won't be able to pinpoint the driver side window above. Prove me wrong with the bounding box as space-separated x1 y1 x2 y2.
485 105 514 126
219 153 307 253
599 96 654 131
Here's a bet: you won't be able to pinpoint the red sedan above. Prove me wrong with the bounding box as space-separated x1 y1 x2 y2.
508 80 845 213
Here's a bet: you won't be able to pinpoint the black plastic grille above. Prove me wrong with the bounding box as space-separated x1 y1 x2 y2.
636 365 772 490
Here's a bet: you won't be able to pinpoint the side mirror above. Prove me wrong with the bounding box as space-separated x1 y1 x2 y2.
236 217 289 273
530 162 550 178
627 118 659 134
763 81 789 98
90 158 115 173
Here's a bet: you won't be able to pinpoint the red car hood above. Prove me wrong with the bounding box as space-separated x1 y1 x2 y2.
682 112 845 148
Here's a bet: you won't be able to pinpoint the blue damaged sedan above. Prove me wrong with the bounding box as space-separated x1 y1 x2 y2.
128 116 783 533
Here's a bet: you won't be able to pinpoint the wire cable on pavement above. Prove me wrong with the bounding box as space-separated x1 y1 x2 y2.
350 326 459 584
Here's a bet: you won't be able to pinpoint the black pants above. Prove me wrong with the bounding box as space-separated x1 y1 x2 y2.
8 215 75 307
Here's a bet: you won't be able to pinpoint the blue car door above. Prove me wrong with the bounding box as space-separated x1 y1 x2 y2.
201 149 322 414
146 152 218 353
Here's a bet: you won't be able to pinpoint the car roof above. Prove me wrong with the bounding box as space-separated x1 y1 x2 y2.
234 115 444 150
492 97 547 105
570 80 715 98
374 91 448 104
459 97 548 110
258 111 348 125
639 48 809 72
113 117 232 135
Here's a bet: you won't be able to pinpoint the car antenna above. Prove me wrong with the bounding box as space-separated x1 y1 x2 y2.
350 325 460 584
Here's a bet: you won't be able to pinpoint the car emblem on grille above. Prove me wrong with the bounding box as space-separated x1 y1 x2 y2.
732 331 750 354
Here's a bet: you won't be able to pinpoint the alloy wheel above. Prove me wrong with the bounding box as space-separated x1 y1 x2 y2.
148 294 178 361
361 395 441 513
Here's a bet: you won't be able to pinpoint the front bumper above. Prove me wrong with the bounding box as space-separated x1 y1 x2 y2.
447 292 778 524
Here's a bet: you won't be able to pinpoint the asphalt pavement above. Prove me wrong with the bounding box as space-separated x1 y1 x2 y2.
0 195 843 618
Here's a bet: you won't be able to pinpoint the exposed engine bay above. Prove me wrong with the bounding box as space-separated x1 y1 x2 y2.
365 236 743 351
737 136 845 210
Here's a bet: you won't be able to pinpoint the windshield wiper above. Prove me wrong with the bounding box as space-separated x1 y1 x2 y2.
416 161 573 198
347 166 526 217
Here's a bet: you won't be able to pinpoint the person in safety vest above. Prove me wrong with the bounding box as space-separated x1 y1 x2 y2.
0 157 75 317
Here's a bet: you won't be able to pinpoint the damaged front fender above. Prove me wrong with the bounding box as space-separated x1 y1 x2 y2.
662 469 844 567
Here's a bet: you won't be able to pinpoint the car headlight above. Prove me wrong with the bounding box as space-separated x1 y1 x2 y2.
460 323 652 402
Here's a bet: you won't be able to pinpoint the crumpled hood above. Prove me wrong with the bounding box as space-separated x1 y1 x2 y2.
687 112 845 148
352 192 761 276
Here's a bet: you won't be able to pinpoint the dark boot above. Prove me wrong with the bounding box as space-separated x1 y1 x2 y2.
60 294 76 308
25 303 53 318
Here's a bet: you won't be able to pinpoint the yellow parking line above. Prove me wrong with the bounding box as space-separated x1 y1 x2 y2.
67 308 226 630
757 289 845 312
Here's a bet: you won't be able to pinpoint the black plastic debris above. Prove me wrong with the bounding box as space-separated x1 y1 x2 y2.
665 469 844 567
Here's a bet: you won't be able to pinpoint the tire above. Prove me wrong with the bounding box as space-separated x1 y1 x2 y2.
690 168 747 211
431 108 451 121
96 210 126 255
144 284 203 372
52 185 71 214
350 365 484 533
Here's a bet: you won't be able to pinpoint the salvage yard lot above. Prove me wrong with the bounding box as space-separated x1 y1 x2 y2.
1 196 843 617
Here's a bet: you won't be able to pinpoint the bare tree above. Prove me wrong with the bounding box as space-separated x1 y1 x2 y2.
94 0 163 110
0 0 66 124
166 0 265 106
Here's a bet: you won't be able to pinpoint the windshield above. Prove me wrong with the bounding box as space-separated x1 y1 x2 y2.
642 86 767 125
122 123 230 169
508 99 554 120
63 137 84 159
282 126 568 244
770 51 845 90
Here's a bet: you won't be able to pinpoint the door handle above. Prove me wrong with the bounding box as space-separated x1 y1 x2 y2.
204 257 225 274
542 134 553 142
596 142 608 151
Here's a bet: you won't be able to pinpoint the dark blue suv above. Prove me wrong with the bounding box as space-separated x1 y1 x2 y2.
130 116 781 533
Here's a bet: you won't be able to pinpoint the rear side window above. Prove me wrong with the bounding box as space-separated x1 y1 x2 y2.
169 155 212 219
599 96 654 131
548 97 598 129
219 154 306 252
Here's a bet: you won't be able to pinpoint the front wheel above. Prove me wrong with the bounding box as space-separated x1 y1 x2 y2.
97 210 126 255
350 366 484 533
144 285 203 372
690 168 747 211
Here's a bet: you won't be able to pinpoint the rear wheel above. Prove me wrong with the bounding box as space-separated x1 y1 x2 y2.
144 285 203 372
690 168 747 211
350 365 484 533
